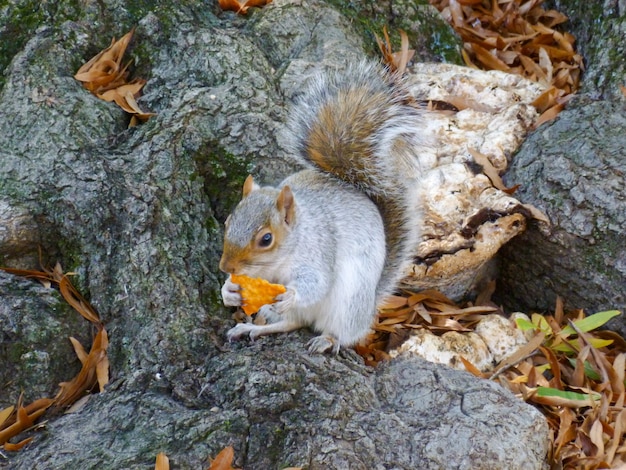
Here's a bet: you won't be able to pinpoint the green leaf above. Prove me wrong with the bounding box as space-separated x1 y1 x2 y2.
536 386 600 401
531 313 553 336
559 310 621 338
566 358 601 381
535 363 551 373
515 317 536 331
553 337 614 353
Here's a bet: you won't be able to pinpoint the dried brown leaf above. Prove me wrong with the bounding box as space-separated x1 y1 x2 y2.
0 267 54 286
392 30 414 75
375 25 394 68
97 80 146 102
461 48 479 68
96 354 110 393
589 419 605 457
379 295 409 310
469 43 511 72
614 353 626 390
430 317 471 331
460 356 485 378
490 331 545 379
58 275 101 325
69 336 89 365
208 445 239 470
74 38 115 78
0 406 14 427
572 346 591 388
554 407 577 456
531 86 562 113
606 408 626 463
414 303 432 324
373 324 401 334
448 0 465 27
534 102 564 127
376 27 415 74
23 399 54 416
519 53 547 82
0 406 33 445
428 306 498 316
541 345 564 389
74 30 134 92
55 328 109 408
64 395 91 414
430 0 582 98
155 452 170 470
218 0 271 15
407 290 456 307
467 147 510 191
75 29 155 122
3 436 34 451
378 307 414 320
122 91 157 121
440 95 498 113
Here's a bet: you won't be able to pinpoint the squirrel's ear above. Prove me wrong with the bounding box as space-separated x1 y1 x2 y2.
242 175 259 198
277 185 296 225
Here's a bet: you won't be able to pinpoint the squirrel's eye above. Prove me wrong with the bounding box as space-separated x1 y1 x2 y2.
259 232 273 247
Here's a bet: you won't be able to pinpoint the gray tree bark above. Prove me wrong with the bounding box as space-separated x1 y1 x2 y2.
0 1 551 468
497 0 626 336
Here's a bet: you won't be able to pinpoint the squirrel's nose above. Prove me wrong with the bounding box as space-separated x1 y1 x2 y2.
219 254 235 274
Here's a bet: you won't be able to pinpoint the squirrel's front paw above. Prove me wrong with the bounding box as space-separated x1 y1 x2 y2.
256 288 296 323
271 288 297 315
221 276 242 307
257 304 281 324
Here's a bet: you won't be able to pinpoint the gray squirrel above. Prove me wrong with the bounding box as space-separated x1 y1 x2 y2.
219 61 428 353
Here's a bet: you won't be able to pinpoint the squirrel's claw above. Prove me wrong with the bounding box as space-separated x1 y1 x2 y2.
307 335 340 354
226 322 254 342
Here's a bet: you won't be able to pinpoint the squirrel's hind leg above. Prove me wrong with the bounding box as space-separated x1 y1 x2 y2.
307 335 340 354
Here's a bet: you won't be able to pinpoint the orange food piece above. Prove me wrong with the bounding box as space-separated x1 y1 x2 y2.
231 274 286 315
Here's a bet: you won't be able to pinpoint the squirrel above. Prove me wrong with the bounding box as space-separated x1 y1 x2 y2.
219 61 428 354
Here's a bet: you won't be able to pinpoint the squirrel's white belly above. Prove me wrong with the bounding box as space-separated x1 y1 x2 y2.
304 227 385 346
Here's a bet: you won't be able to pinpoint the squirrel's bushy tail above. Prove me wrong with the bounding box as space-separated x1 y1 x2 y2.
286 61 427 300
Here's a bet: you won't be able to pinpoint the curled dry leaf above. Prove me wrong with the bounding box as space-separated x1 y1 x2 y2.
375 26 415 75
218 0 272 15
430 0 584 124
361 284 625 468
467 147 516 193
55 327 110 408
0 398 53 448
3 437 34 451
1 263 102 326
361 288 497 364
74 29 154 124
498 301 625 467
0 261 109 450
74 30 134 93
